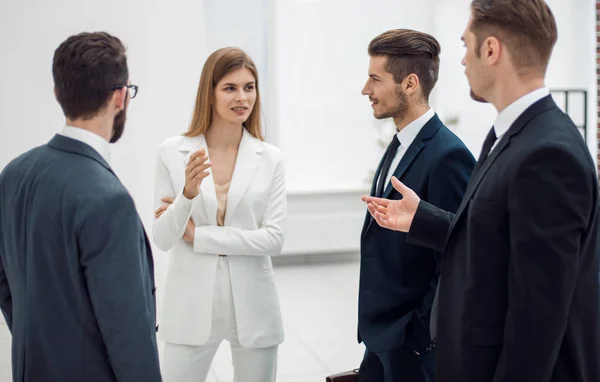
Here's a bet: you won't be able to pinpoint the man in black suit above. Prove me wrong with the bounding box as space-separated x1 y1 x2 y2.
0 32 162 381
358 29 475 382
362 1 600 381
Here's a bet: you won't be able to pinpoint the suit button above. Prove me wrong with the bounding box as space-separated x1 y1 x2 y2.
155 325 159 332
152 287 156 295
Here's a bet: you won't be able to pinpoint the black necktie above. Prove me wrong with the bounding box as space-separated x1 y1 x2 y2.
376 135 401 197
471 127 498 177
430 126 498 342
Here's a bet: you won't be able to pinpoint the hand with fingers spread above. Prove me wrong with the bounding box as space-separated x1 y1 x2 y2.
183 149 212 200
361 176 421 232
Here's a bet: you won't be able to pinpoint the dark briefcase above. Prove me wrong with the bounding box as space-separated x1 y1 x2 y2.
325 369 359 382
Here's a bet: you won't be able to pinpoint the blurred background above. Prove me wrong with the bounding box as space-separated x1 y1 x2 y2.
0 0 597 380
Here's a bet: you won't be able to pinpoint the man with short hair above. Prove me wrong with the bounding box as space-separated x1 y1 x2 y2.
358 29 475 382
363 1 600 381
0 32 162 382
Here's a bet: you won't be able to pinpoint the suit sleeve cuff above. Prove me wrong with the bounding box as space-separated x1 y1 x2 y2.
407 200 451 252
170 190 197 229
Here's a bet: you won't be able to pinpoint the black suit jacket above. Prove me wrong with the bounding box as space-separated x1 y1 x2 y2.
359 114 475 355
408 96 600 381
0 135 162 382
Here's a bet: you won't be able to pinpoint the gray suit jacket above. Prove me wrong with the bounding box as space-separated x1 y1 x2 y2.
0 134 162 382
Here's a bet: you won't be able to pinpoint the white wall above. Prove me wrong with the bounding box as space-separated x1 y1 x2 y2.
272 0 597 256
0 0 208 309
273 0 434 193
429 0 497 155
429 0 597 158
0 0 596 279
202 0 278 143
546 0 596 159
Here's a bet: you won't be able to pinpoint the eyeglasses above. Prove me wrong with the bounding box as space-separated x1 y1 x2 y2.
112 84 138 99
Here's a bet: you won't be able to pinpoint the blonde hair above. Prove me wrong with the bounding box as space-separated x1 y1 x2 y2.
185 47 263 140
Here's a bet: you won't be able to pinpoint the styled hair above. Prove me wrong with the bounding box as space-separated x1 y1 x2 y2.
185 47 263 140
368 29 441 100
470 0 558 75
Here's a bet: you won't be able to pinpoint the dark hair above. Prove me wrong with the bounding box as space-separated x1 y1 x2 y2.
52 32 128 120
470 0 557 74
368 29 441 100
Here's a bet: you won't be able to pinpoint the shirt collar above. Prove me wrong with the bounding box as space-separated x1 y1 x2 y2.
494 87 550 139
396 107 435 148
58 125 111 164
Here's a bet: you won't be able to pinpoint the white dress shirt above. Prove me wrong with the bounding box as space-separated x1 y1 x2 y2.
491 87 550 152
58 125 111 164
379 107 435 187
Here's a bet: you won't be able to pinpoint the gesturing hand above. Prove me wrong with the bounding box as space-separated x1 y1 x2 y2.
361 177 420 232
183 149 211 200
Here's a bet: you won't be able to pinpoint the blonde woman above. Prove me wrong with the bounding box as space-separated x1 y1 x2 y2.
152 47 285 382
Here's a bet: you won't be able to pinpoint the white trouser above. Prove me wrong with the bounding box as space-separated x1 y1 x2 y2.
161 256 278 382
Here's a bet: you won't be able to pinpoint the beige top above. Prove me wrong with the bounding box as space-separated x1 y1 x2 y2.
212 147 237 257
209 145 239 228
215 181 231 227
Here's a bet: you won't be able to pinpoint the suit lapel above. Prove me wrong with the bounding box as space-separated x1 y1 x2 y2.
446 137 510 236
363 114 443 236
224 129 262 223
381 142 425 199
361 151 387 238
381 114 442 199
178 134 218 226
446 95 558 239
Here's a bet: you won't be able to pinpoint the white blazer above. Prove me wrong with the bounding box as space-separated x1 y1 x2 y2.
152 128 286 348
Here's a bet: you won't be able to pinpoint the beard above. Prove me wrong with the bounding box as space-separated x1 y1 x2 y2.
374 87 409 120
470 89 488 103
110 107 127 143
